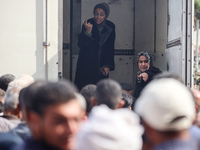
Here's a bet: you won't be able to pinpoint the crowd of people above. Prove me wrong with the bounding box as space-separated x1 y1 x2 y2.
0 69 199 150
0 2 200 150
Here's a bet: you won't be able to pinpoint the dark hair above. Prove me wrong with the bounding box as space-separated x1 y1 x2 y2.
80 84 96 114
19 80 46 111
95 79 122 109
122 92 133 108
120 83 133 91
0 74 15 91
28 80 77 116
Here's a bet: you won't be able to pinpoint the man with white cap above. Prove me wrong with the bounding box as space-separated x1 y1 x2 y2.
77 105 144 150
135 78 198 150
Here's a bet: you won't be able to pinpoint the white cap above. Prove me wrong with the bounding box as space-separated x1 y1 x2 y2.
77 105 143 150
135 78 195 131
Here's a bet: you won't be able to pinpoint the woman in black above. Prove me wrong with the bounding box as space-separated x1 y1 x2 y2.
134 51 162 99
75 3 115 90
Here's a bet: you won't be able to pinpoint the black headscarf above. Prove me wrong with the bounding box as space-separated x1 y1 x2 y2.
93 3 110 28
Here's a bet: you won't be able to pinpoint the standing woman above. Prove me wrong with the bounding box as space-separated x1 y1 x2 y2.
75 3 116 90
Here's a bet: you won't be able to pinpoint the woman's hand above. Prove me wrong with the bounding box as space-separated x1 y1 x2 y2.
100 67 110 76
104 67 110 76
138 73 149 82
83 18 93 33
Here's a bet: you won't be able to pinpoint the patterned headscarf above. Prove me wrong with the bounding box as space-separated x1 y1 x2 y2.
137 51 153 67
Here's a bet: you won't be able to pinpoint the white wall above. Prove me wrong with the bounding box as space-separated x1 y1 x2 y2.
0 0 59 80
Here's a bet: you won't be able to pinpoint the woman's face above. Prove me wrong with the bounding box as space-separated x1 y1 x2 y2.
94 8 106 24
138 55 150 72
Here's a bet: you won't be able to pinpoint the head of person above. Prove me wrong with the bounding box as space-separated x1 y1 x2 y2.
137 51 152 72
0 74 15 91
18 80 46 121
120 82 133 95
135 78 195 143
122 92 133 109
77 105 144 150
93 3 110 24
26 80 83 150
94 79 123 109
3 74 34 119
80 84 97 115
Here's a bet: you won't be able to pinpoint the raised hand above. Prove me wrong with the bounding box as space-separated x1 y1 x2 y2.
138 73 149 82
83 18 93 33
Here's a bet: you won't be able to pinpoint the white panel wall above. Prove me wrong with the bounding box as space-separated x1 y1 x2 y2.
0 0 59 80
168 0 182 41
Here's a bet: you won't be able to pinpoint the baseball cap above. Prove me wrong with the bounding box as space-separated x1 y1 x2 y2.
77 105 143 150
135 78 195 131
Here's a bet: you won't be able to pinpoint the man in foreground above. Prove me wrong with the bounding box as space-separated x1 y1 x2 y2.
15 80 84 150
135 78 197 150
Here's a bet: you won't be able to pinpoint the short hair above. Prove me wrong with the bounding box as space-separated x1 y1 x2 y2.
0 74 15 91
80 84 97 113
95 79 122 109
19 80 46 118
28 80 78 116
120 83 132 91
7 74 34 91
122 92 133 108
75 93 86 111
4 87 20 112
4 74 34 113
19 81 46 110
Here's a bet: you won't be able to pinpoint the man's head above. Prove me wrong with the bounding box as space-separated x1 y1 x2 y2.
120 82 133 95
94 79 123 109
135 78 195 135
26 80 83 150
77 105 144 150
0 74 15 91
137 51 151 72
3 74 34 119
80 84 96 115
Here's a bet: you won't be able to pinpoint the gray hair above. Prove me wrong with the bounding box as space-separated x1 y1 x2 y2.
75 93 86 111
4 87 20 112
122 92 133 108
80 84 97 113
4 74 34 113
95 79 122 109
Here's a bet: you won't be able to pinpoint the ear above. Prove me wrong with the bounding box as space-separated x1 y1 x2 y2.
13 104 22 119
116 100 125 109
90 96 96 107
27 112 42 139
